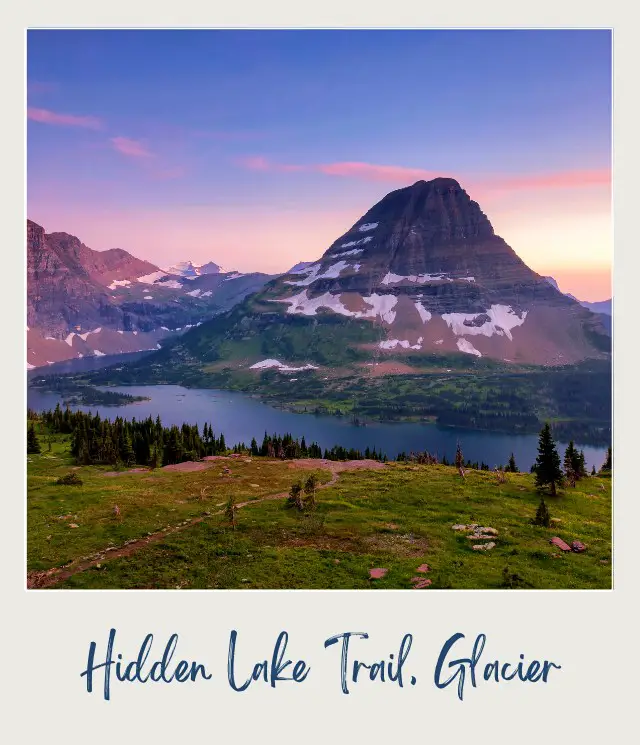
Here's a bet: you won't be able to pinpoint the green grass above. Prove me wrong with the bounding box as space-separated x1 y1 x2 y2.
27 432 612 590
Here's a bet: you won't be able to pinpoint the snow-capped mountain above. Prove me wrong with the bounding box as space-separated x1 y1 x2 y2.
27 221 273 368
148 177 610 372
163 260 229 278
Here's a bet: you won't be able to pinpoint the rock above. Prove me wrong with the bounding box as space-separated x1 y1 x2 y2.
68 523 79 529
550 537 572 552
478 527 498 535
467 533 495 540
472 542 496 551
412 578 432 589
416 564 430 573
369 568 388 580
452 524 468 531
571 540 586 553
550 518 562 524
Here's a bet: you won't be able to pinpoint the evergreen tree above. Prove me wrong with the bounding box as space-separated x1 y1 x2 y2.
286 482 305 511
563 441 578 486
601 446 612 472
225 494 238 530
591 465 596 476
533 498 551 528
534 423 563 496
455 441 464 470
506 453 519 473
119 430 136 466
304 473 318 509
27 424 41 454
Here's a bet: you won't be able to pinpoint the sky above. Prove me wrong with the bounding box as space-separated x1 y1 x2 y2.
27 29 612 300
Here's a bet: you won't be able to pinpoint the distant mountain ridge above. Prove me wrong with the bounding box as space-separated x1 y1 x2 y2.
543 276 611 316
26 220 274 368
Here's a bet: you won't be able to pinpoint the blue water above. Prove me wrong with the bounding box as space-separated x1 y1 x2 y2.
26 384 607 472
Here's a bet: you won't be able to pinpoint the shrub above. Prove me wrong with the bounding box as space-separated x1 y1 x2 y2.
55 472 83 486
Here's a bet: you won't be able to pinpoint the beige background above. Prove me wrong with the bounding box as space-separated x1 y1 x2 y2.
3 2 636 742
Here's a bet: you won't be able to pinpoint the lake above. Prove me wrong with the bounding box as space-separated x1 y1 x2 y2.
26 383 608 472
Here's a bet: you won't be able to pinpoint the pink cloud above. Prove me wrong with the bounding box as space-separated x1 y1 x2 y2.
27 107 103 130
237 155 611 194
110 137 154 159
317 161 438 183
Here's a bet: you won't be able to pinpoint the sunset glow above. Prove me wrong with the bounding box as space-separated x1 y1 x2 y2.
27 29 612 300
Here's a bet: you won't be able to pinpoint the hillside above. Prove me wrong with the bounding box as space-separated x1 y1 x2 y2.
27 424 612 590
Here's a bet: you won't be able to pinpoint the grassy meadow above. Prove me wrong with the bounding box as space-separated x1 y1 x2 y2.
27 428 612 590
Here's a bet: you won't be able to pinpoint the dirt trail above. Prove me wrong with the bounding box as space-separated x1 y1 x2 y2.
27 459 386 589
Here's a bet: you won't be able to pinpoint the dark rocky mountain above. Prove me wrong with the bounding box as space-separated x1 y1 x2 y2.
27 220 274 368
115 178 610 384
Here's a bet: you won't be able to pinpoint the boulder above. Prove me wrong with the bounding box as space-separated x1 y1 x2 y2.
571 540 586 553
550 537 572 552
472 542 496 551
369 568 388 580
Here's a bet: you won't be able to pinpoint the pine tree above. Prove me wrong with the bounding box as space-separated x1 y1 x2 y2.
563 441 578 486
286 482 305 511
533 498 551 527
225 494 238 530
304 473 318 510
27 424 41 454
591 465 596 476
507 453 519 473
455 441 464 470
601 446 612 472
534 423 563 496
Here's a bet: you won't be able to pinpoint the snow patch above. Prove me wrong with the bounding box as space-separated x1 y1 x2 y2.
285 260 351 287
442 304 528 341
117 330 124 334
333 248 365 258
93 350 106 357
137 271 168 285
339 237 372 248
108 279 131 289
358 222 378 232
434 339 444 345
382 272 475 285
160 280 183 290
223 272 245 281
27 363 35 370
186 289 201 297
144 295 153 300
379 337 423 350
250 358 319 372
201 291 212 297
457 338 482 357
78 327 102 341
64 333 75 347
415 302 432 324
274 290 398 324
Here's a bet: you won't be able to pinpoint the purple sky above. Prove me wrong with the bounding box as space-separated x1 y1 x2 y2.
28 29 611 299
